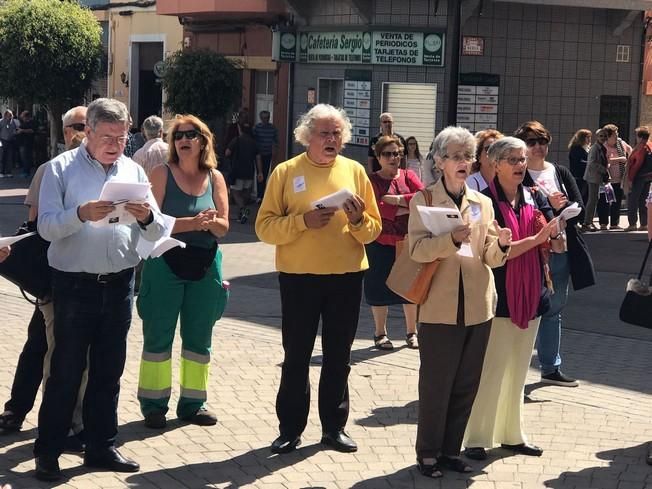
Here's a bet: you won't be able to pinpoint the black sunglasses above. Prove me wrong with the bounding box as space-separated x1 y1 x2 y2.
524 137 549 147
380 150 401 158
174 129 199 140
66 123 86 131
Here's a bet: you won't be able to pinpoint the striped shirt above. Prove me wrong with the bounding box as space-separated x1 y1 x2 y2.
253 122 278 155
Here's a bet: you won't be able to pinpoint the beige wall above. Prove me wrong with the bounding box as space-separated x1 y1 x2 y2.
107 7 182 116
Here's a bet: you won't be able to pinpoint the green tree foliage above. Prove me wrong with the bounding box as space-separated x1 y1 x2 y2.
161 49 242 122
0 0 102 156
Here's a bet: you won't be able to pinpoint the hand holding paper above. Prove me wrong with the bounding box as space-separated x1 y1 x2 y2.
311 188 355 210
416 205 464 236
0 232 36 248
89 181 152 227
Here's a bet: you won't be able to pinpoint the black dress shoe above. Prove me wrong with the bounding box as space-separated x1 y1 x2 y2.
84 447 140 472
64 433 86 454
35 455 61 481
321 430 357 453
270 434 301 454
144 412 167 429
464 446 487 460
501 443 543 456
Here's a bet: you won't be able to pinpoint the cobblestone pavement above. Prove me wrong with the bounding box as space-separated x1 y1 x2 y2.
2 178 652 488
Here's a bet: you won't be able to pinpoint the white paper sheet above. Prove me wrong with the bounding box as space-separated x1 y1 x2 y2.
136 214 185 259
416 206 464 236
311 188 355 210
559 202 581 221
0 232 36 248
90 181 152 228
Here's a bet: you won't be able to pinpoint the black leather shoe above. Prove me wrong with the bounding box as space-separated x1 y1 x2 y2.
84 447 140 472
270 434 301 454
501 443 543 456
35 455 61 481
464 446 487 460
63 433 86 454
321 430 358 453
144 412 167 429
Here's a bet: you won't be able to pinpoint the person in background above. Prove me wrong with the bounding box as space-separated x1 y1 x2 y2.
568 129 592 203
0 106 88 447
132 115 169 177
226 122 262 224
464 137 560 461
625 126 652 232
256 103 381 455
253 110 279 202
409 126 511 478
404 136 424 181
0 110 19 178
518 120 595 387
365 135 423 351
468 129 504 192
16 110 36 178
34 98 166 481
582 129 609 232
137 115 229 429
602 124 631 230
367 112 407 174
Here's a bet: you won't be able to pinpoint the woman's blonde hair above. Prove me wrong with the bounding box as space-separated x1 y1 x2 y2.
567 129 592 149
472 129 504 172
167 114 217 170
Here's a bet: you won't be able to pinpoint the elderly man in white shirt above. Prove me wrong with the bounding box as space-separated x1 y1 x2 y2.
132 115 168 177
34 98 165 482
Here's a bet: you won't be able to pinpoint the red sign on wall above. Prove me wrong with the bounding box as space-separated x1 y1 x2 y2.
462 37 484 56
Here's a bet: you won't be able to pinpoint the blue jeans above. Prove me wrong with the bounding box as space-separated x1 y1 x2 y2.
536 252 570 375
34 268 134 457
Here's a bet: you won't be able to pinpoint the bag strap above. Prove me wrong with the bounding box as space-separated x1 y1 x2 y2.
637 239 652 281
420 188 432 207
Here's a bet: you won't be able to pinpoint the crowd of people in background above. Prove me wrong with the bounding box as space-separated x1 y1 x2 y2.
0 99 649 484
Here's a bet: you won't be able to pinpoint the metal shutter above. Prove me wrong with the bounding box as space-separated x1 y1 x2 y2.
382 83 437 153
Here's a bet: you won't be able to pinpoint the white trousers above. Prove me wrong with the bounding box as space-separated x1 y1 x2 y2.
463 316 540 448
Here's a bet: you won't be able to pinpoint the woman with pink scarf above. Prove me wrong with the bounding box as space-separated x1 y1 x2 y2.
463 137 560 461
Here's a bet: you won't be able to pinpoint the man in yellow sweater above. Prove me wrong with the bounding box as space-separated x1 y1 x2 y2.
256 104 381 455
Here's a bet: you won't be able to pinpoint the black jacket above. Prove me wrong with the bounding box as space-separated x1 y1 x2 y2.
524 164 596 291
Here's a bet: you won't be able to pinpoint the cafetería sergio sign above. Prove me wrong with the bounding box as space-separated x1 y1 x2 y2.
283 31 444 67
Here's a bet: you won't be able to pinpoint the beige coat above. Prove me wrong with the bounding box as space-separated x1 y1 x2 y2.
408 180 508 326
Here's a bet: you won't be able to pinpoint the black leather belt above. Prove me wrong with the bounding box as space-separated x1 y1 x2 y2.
64 268 133 284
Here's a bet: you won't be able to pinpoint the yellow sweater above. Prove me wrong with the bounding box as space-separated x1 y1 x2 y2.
255 152 381 274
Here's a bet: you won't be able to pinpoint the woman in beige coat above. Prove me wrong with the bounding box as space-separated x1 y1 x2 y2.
408 126 511 478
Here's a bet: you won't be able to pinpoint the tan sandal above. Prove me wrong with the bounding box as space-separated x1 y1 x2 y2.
373 334 394 350
406 332 419 349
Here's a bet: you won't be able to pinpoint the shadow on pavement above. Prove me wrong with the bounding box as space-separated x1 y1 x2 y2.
355 400 418 427
125 444 322 488
543 441 652 488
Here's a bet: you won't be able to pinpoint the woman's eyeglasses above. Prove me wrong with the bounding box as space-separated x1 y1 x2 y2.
380 151 401 158
66 123 86 131
500 157 527 165
174 129 199 140
524 137 550 147
443 153 474 163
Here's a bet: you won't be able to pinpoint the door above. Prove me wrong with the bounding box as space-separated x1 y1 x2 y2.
382 83 437 152
599 95 631 143
255 71 276 123
130 42 164 128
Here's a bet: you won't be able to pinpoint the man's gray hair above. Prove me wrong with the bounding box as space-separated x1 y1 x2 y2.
62 107 83 127
86 98 130 130
294 104 352 147
379 112 393 120
431 126 476 162
142 115 164 140
487 136 526 163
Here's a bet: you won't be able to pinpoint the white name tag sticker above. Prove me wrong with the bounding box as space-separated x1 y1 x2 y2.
469 203 482 223
523 190 535 206
293 176 306 193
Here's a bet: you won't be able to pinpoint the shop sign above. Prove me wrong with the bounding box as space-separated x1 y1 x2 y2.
456 73 500 132
344 70 372 146
462 36 484 56
285 31 444 67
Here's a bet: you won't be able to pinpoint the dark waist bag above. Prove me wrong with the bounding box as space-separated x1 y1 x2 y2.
0 219 51 303
162 242 217 281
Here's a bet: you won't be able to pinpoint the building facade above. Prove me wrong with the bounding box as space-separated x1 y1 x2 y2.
158 0 651 164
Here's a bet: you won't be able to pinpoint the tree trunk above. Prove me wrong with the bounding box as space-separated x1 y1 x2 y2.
45 102 63 159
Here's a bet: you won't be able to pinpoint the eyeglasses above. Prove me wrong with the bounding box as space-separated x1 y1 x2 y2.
443 153 474 163
381 120 393 124
524 137 550 147
66 123 86 131
174 129 199 140
500 156 527 165
380 150 401 158
94 132 128 145
317 131 342 139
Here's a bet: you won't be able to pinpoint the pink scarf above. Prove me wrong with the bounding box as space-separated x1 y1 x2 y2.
489 181 541 329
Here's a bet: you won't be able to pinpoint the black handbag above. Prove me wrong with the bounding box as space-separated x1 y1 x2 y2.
619 240 652 328
0 219 51 303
